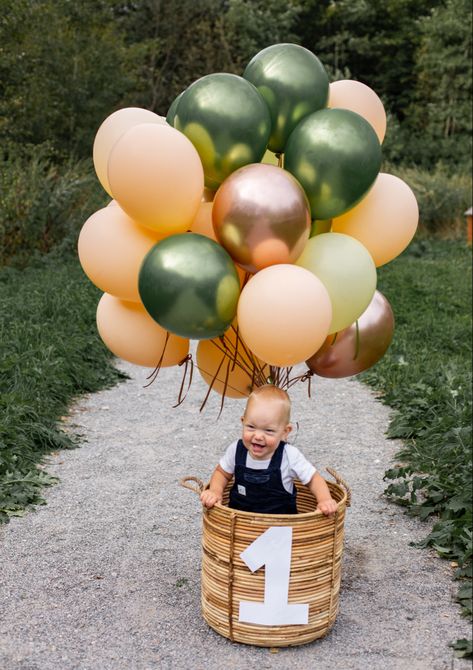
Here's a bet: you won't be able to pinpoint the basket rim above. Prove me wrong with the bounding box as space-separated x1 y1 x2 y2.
208 479 348 521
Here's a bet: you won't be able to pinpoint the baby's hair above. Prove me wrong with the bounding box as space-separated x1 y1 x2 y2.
245 384 291 423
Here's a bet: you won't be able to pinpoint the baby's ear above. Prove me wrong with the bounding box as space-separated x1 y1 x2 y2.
285 423 293 435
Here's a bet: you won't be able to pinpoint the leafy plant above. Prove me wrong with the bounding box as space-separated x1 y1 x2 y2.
361 240 472 655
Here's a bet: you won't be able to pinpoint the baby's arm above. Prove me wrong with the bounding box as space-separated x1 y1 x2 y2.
308 472 338 517
200 465 232 509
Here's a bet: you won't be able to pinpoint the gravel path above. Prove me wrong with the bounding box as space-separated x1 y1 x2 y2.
0 357 471 670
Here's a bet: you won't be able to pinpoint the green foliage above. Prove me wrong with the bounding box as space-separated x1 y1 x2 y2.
0 256 125 522
410 0 473 170
384 163 472 238
0 145 107 267
0 0 131 157
449 638 472 659
360 240 472 644
114 0 302 114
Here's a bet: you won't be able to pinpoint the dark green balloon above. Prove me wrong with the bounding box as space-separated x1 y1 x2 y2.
243 43 329 154
166 91 184 127
138 233 240 340
285 108 382 220
174 73 271 190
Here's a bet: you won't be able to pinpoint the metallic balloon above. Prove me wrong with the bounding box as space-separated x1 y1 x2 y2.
306 290 394 378
285 108 382 220
212 164 311 274
138 233 240 339
243 43 329 154
174 73 271 190
166 90 185 127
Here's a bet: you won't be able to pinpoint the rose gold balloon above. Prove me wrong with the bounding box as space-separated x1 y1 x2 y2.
212 164 311 273
306 290 394 378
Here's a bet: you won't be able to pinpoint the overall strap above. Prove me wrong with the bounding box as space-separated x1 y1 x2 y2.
268 441 286 470
234 439 247 467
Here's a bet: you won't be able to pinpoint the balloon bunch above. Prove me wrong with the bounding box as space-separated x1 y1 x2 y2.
78 43 418 405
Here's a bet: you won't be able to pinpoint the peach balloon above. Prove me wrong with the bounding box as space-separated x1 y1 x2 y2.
78 205 164 302
107 123 204 235
189 202 218 242
237 264 332 367
93 108 167 196
329 80 387 143
197 326 269 399
96 294 189 368
331 173 419 267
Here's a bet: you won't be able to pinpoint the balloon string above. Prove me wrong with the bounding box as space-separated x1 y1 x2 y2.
199 352 227 412
143 331 170 388
173 354 194 407
217 357 232 419
353 320 360 360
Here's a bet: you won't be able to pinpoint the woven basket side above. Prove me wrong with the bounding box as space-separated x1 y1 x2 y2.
201 477 348 647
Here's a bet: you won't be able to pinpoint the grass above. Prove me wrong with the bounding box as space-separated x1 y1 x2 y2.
0 253 125 522
360 238 472 656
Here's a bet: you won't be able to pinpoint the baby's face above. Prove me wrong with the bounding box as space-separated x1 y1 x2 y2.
241 397 291 461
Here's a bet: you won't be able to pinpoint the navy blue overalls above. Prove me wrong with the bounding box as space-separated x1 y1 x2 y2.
229 440 298 514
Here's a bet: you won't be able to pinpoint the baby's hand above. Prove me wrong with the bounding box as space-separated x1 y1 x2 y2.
200 490 222 509
316 498 338 517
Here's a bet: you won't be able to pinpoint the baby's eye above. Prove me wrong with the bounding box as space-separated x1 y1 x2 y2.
265 429 275 434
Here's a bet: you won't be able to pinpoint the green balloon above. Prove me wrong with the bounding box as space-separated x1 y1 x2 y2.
285 108 382 220
296 233 377 334
138 233 240 340
166 91 184 127
243 43 329 154
174 73 271 190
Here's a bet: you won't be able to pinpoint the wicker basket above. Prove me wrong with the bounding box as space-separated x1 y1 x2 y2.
181 468 350 647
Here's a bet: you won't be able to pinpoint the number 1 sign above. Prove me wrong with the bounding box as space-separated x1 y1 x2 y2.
239 526 309 626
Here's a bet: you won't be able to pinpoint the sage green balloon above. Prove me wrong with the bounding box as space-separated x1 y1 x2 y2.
138 233 240 340
174 73 271 190
285 108 382 220
296 232 377 334
243 43 329 154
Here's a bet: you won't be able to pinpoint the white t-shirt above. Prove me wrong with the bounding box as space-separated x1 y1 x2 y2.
219 440 316 494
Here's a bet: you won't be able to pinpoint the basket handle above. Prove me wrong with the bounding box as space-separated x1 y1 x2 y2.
326 467 351 507
179 475 204 496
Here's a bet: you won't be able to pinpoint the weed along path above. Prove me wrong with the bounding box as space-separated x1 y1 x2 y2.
0 359 470 670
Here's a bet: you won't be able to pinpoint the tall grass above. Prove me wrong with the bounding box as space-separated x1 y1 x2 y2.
0 256 125 521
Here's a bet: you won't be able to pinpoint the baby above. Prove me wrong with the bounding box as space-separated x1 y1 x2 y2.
200 385 338 516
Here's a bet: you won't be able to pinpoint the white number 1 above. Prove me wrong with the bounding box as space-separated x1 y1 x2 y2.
238 526 309 626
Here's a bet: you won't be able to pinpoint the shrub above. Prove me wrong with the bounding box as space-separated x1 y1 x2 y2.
384 163 472 238
0 144 107 267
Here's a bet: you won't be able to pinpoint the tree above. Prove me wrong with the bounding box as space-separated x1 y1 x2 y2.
0 0 130 157
411 0 472 167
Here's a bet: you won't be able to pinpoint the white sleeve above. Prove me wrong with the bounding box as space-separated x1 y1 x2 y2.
285 444 316 485
219 440 238 475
